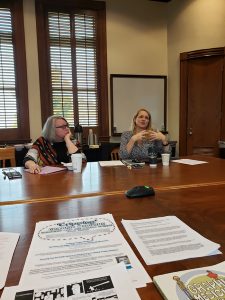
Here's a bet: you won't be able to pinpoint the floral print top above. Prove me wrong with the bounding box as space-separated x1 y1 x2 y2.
119 131 164 161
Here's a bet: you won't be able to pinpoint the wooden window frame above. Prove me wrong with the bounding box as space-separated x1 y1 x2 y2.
35 0 109 142
0 0 30 144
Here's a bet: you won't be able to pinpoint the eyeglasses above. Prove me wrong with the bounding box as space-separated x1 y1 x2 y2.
55 124 69 130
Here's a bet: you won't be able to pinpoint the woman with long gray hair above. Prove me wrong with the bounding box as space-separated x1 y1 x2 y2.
24 115 79 173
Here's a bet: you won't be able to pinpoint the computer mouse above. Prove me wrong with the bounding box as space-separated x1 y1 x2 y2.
125 185 155 198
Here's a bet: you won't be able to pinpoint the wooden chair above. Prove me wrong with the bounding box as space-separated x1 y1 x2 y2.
0 147 16 168
110 147 120 160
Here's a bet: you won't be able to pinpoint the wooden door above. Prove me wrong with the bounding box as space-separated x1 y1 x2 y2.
180 47 225 156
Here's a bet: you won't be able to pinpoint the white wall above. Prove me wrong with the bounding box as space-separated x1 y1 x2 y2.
106 0 167 74
23 0 225 146
23 0 42 140
23 0 168 141
167 0 225 148
106 0 167 142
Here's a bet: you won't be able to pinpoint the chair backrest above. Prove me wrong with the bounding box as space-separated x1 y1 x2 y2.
111 147 120 160
0 147 16 168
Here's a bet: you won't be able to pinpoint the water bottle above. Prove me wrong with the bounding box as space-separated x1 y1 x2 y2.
88 129 99 147
87 129 93 145
148 143 157 168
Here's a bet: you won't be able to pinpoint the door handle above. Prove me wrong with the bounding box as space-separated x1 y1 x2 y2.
189 128 192 135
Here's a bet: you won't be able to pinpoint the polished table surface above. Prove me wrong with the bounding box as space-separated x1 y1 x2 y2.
1 184 225 299
1 155 225 205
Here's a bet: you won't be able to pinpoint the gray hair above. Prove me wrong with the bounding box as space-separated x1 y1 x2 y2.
42 115 68 143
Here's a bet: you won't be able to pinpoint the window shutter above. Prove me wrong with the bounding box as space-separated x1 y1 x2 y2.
75 13 98 127
0 8 17 129
48 11 98 128
48 12 74 126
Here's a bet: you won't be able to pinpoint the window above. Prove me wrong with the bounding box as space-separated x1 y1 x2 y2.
0 7 17 128
36 0 109 140
0 0 30 143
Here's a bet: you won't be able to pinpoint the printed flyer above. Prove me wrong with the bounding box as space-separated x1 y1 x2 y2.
2 264 141 300
19 213 150 288
153 261 225 300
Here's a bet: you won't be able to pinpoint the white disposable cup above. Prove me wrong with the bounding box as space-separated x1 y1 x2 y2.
71 153 82 173
161 153 170 166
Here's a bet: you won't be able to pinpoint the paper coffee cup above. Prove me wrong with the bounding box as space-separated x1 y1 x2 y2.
161 153 170 166
71 153 82 173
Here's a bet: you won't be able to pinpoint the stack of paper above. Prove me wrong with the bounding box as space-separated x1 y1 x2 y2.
122 216 221 265
19 214 151 289
1 264 141 300
1 214 151 299
172 159 208 165
0 232 20 289
99 160 124 167
24 166 66 174
39 166 66 174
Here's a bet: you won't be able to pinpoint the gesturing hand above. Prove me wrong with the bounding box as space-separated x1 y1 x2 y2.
148 130 166 143
132 130 149 142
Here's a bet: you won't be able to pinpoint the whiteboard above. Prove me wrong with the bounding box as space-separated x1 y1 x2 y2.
110 75 167 135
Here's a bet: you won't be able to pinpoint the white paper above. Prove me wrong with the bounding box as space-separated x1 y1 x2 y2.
2 264 141 300
24 166 66 174
172 159 208 165
122 216 221 265
39 166 66 174
0 232 20 289
99 160 124 167
20 214 151 288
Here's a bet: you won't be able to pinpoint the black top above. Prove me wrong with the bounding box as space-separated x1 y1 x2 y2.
52 141 71 163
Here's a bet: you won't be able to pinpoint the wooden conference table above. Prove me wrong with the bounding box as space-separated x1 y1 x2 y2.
1 155 225 205
1 184 225 299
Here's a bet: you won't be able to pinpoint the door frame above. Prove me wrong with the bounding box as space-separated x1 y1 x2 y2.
179 47 225 156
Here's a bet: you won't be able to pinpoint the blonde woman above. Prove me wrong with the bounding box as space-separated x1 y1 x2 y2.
119 108 168 161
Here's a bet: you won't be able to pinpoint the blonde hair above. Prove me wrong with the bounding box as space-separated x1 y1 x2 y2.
132 108 152 133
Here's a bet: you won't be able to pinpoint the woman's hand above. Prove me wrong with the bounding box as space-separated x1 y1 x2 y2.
64 129 73 141
149 130 167 144
126 130 150 154
25 160 42 174
64 129 78 154
131 130 149 142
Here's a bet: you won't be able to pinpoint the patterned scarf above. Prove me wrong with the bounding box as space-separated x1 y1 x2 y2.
32 137 59 166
